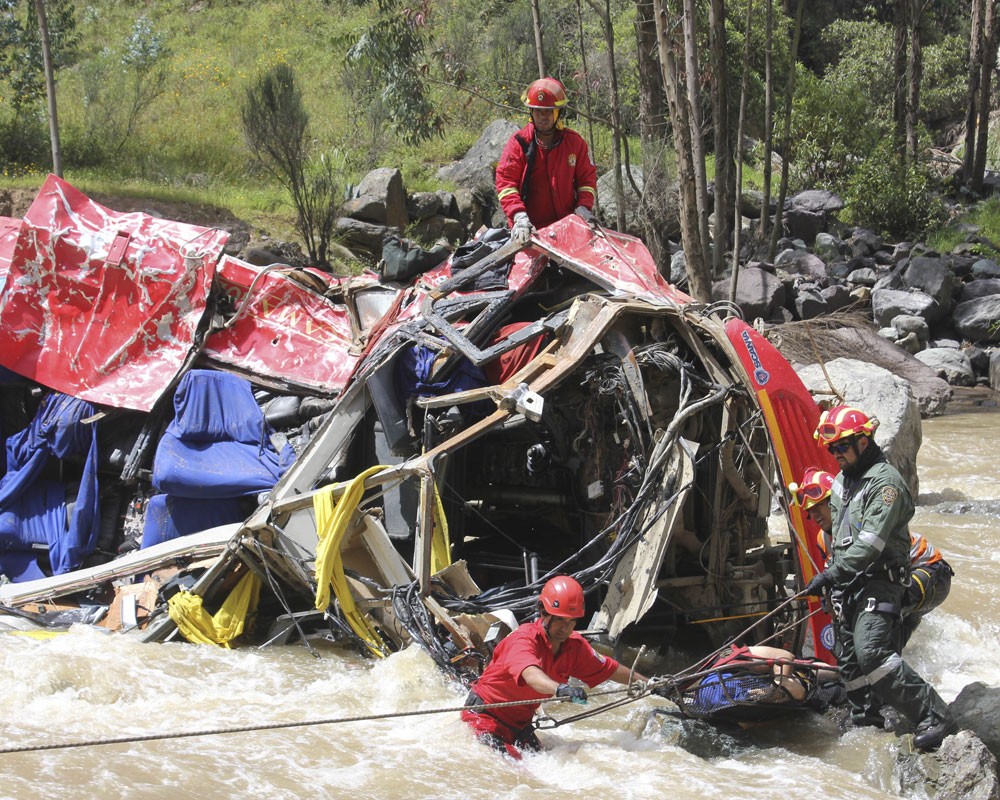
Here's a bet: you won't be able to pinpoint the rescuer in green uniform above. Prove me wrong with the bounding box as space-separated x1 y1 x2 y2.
803 405 956 751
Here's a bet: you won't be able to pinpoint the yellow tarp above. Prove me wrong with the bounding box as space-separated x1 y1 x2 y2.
312 466 452 658
167 571 261 648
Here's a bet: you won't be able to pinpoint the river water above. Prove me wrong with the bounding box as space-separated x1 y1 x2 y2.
1 409 997 800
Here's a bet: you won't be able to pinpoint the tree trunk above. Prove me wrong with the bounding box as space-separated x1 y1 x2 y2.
33 0 62 177
681 0 712 264
530 0 546 77
731 0 754 304
587 0 627 231
575 0 597 170
963 0 986 183
973 0 1000 191
905 0 923 165
635 0 674 273
709 0 732 279
767 0 804 262
761 0 774 245
892 0 908 157
653 0 712 302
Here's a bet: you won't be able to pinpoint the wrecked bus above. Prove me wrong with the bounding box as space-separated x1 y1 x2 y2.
0 175 835 682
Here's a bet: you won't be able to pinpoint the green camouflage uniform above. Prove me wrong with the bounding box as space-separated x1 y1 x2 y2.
828 457 950 728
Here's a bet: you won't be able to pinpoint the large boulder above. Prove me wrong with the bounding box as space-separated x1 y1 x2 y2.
952 683 1000 760
958 278 1000 303
904 255 955 313
436 119 519 194
896 731 1000 800
348 167 409 231
872 288 942 327
953 295 1000 343
914 347 976 387
795 357 922 497
711 266 785 322
596 164 681 239
784 322 952 417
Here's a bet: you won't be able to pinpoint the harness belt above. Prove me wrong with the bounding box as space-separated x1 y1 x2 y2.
863 597 901 616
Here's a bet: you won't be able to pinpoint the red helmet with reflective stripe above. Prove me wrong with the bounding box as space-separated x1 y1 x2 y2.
813 405 878 446
540 575 585 618
789 467 834 510
522 77 569 109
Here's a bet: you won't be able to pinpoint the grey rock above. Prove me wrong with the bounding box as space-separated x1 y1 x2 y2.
959 279 1000 303
796 357 923 495
334 217 395 261
904 256 955 313
711 266 786 322
789 188 845 215
406 191 442 222
813 232 842 261
850 229 884 258
848 267 878 286
952 682 1000 759
896 331 923 354
914 348 976 387
953 295 1000 343
872 288 942 326
775 249 827 281
892 314 930 342
794 285 829 319
990 351 1000 391
352 167 409 230
436 119 519 193
972 258 1000 279
820 283 852 310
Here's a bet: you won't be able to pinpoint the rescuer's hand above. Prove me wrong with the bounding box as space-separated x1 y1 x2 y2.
803 571 833 596
512 212 534 245
574 205 594 222
555 683 587 703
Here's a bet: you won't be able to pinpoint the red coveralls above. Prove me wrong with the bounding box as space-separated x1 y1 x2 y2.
461 618 619 756
495 123 597 229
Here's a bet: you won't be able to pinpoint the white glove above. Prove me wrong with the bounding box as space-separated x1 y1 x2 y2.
512 212 534 245
574 205 594 222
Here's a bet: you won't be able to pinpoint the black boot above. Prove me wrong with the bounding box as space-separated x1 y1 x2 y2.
912 717 957 751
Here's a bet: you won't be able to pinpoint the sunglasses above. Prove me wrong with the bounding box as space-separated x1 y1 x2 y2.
827 440 853 454
794 483 827 505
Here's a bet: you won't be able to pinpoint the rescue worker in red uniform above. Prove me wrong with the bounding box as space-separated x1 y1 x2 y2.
791 466 953 646
461 575 645 757
495 78 598 245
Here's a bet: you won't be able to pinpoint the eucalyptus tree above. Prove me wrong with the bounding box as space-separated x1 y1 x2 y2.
0 0 78 169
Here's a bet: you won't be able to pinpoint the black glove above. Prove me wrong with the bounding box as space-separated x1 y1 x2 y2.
555 683 587 703
803 571 833 596
649 680 673 699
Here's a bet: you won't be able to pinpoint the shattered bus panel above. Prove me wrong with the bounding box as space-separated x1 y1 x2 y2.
0 177 831 677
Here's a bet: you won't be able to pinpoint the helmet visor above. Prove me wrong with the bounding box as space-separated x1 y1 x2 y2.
793 482 827 506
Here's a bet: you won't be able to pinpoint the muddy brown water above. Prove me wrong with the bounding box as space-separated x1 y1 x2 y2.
0 410 996 799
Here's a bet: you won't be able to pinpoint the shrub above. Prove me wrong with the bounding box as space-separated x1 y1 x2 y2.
843 142 947 240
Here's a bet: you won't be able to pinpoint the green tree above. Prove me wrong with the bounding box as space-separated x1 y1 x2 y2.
0 0 79 167
343 0 443 145
241 63 344 267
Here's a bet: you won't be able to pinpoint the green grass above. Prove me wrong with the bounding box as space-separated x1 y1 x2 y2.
927 196 1000 259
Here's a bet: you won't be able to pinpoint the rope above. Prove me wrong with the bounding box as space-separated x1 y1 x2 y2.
0 686 645 755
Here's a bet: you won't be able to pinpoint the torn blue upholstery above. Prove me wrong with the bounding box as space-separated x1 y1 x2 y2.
0 394 100 580
151 370 295 500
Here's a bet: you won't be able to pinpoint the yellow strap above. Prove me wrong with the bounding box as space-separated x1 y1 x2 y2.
312 467 453 657
167 571 261 648
313 466 391 658
497 187 520 200
431 482 452 574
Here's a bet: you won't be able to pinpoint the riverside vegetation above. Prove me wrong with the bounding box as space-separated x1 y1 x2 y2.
0 0 999 266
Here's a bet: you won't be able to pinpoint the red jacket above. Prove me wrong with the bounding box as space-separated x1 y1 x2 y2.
495 123 597 229
469 618 619 730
